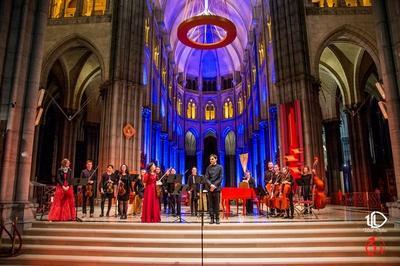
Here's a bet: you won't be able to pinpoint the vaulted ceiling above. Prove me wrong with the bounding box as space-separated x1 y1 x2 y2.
155 0 254 77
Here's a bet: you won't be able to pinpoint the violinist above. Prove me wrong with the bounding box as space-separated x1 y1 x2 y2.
187 167 200 216
141 162 161 223
99 164 116 217
117 164 131 219
272 164 282 217
132 169 145 215
155 166 167 212
80 160 96 218
166 168 179 216
301 166 313 214
281 166 294 219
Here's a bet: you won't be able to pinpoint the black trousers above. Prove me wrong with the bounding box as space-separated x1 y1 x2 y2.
101 194 113 215
208 191 220 218
82 188 94 214
163 191 168 212
118 200 128 216
190 193 198 215
303 185 311 208
174 194 181 215
246 199 254 214
286 192 294 216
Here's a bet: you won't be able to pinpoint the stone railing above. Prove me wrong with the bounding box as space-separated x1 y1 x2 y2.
305 6 372 16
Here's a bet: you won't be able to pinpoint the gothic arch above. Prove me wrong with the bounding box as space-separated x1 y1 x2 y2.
313 24 380 80
41 34 106 86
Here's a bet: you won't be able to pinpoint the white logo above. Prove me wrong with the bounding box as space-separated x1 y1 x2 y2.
365 211 388 229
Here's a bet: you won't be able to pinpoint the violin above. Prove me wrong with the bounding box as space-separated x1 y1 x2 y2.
117 176 126 196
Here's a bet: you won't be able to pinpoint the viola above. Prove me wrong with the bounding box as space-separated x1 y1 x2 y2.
280 183 291 210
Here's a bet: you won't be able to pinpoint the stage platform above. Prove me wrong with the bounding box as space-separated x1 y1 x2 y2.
37 204 394 224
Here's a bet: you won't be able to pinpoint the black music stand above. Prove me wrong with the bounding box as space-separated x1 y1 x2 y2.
256 185 269 218
171 174 189 223
73 178 85 222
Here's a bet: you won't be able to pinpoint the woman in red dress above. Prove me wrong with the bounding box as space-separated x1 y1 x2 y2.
48 159 76 221
141 162 161 223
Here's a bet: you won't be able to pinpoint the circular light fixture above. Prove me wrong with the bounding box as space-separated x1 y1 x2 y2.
177 15 237 50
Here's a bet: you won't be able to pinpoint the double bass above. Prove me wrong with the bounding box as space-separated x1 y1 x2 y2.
312 157 327 209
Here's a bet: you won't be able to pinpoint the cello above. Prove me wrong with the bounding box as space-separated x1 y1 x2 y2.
312 157 327 209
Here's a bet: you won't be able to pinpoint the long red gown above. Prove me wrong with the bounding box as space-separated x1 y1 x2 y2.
141 172 161 223
48 173 76 221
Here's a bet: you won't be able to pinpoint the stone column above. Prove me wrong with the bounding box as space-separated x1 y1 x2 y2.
141 107 151 165
374 0 400 218
259 121 268 184
323 119 343 196
99 0 145 172
346 109 371 192
218 150 225 187
0 0 49 224
252 133 259 186
152 123 161 165
196 150 203 175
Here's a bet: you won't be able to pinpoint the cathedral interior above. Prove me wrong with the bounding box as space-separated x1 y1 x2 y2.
1 0 400 265
1 0 400 222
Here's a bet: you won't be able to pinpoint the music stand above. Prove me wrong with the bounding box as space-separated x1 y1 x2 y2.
171 174 189 223
256 185 268 218
73 178 85 222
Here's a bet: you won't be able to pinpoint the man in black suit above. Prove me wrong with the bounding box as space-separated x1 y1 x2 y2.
204 154 223 225
80 160 97 218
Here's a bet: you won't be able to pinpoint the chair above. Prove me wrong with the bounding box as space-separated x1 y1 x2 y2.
293 185 318 219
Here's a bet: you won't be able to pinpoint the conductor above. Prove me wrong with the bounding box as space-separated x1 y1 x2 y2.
204 154 223 225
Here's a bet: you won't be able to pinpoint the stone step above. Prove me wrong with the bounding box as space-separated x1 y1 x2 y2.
30 220 392 230
18 245 400 258
22 227 400 239
2 254 400 266
16 235 400 248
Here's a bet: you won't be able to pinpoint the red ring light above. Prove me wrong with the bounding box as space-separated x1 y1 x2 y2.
177 15 237 50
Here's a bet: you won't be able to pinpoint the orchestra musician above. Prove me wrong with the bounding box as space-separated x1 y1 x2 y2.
155 166 166 212
141 162 161 223
272 164 283 217
243 170 256 215
204 154 223 225
187 166 200 216
264 161 275 215
117 164 131 219
281 166 294 219
48 158 76 221
301 166 313 214
80 160 97 218
98 164 116 217
132 169 145 215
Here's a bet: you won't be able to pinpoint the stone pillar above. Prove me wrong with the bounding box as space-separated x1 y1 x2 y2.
323 119 343 196
141 107 151 165
346 109 371 192
0 0 49 224
152 123 161 165
252 133 259 186
259 121 268 185
196 150 203 175
269 0 324 176
161 133 169 169
374 0 400 218
218 150 225 187
178 149 185 176
99 0 145 172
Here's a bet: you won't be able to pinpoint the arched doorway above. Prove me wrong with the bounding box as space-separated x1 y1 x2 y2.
35 39 103 182
185 131 197 179
318 40 395 202
203 133 217 174
225 131 236 187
